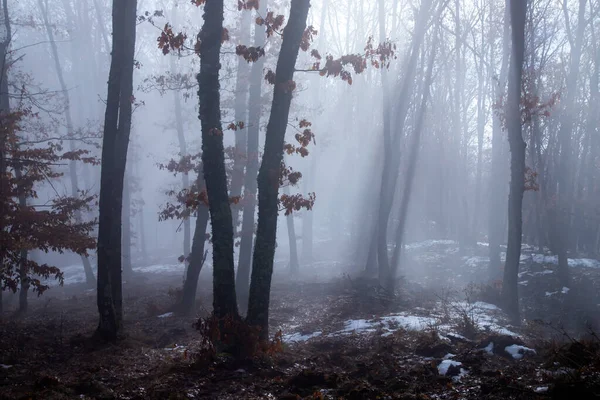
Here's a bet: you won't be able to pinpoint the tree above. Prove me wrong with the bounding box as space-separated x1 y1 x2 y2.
236 0 269 310
246 0 312 340
197 0 238 320
96 0 137 340
37 0 96 287
502 0 527 323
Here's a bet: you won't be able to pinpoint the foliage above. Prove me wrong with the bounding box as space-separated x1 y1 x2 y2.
0 108 97 295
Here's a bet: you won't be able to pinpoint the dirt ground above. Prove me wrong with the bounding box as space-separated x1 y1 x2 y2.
1 242 600 399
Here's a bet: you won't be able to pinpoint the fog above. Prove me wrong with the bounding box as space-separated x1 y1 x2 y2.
1 0 600 397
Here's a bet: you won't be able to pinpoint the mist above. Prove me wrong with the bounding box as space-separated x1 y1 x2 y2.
1 0 599 398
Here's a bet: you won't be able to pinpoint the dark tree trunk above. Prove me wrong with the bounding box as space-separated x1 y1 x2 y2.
14 165 28 313
236 0 268 311
179 165 210 315
0 0 10 314
246 0 311 341
502 0 527 323
96 0 137 340
198 0 238 319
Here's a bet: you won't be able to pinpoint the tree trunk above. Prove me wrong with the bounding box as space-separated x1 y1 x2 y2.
236 0 268 311
502 0 527 323
122 171 133 276
179 164 210 315
0 0 10 314
96 0 137 340
246 0 311 341
169 8 191 264
488 0 510 279
554 0 587 285
38 0 96 287
388 33 438 293
198 0 238 319
375 0 433 285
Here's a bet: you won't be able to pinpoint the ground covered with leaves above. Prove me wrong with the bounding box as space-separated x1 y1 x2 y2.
1 241 600 399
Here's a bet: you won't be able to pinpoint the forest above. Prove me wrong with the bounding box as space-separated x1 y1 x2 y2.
1 0 600 398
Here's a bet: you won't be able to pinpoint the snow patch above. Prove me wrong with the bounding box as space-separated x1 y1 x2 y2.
404 240 457 251
158 312 174 318
505 344 536 360
437 360 468 380
283 331 322 343
0 364 12 369
134 264 183 274
483 342 494 354
534 386 549 393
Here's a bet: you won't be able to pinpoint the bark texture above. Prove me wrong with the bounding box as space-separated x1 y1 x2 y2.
246 0 311 340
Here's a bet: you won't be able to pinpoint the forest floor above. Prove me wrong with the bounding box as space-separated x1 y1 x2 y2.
1 241 600 399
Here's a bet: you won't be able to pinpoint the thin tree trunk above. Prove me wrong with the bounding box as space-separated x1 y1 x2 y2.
38 0 96 287
554 0 587 285
230 10 252 231
122 171 133 276
375 0 433 285
0 0 11 313
502 0 527 323
179 164 210 315
302 0 327 265
246 0 311 341
198 0 238 319
236 0 268 311
488 0 510 279
388 32 438 292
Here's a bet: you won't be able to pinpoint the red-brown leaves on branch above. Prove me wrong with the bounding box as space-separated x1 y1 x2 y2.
238 0 259 10
300 26 318 51
0 109 96 295
281 80 297 93
279 192 316 216
279 162 302 186
265 70 276 84
221 28 230 44
157 153 201 176
191 0 206 6
493 68 559 128
236 45 266 63
137 10 164 24
524 167 539 191
364 37 397 69
310 38 396 85
158 24 187 55
226 121 246 131
261 11 285 37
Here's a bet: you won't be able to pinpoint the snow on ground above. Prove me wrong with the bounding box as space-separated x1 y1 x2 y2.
504 344 536 360
133 264 184 274
437 360 468 380
283 331 323 343
283 301 520 345
404 240 457 251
